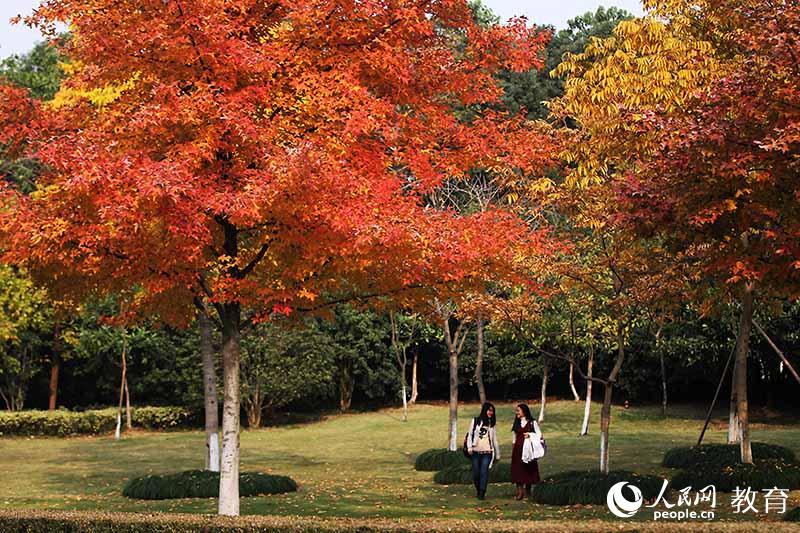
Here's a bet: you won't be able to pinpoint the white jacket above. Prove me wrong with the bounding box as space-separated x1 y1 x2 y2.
467 418 501 467
520 419 545 463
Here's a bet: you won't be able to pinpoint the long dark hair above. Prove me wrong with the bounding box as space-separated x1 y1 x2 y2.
512 403 534 432
477 402 496 427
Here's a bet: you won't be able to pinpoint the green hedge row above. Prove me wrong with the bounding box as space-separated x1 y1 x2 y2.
0 406 197 436
662 442 796 469
433 462 512 485
671 459 800 492
530 470 666 505
414 448 469 471
122 470 297 500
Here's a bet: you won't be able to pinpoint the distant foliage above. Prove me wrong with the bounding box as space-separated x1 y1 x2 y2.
0 406 196 436
530 471 666 505
433 462 511 485
785 507 800 522
671 460 800 492
414 449 469 471
662 443 796 469
122 470 296 500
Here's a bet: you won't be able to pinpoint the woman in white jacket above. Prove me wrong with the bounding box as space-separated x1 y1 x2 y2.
466 402 501 500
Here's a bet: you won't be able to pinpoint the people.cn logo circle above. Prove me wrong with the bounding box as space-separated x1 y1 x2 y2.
606 481 644 518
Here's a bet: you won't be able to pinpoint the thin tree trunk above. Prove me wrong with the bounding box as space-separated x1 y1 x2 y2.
401 383 408 422
48 356 59 411
115 343 127 440
410 349 418 405
124 375 132 430
339 362 354 412
218 304 241 516
580 344 594 436
199 307 220 472
569 363 580 402
538 358 549 423
440 306 468 451
734 283 754 463
599 325 627 475
728 350 740 444
448 344 458 451
654 324 667 417
475 314 486 404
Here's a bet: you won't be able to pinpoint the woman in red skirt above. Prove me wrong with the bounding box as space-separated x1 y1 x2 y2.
511 403 540 500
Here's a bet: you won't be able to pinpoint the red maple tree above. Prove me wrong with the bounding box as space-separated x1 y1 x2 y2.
1 0 554 514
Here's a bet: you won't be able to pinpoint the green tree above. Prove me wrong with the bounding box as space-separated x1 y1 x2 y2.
0 266 52 410
240 320 335 428
500 6 633 120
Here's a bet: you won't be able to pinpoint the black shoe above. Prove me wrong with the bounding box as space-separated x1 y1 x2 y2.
478 491 486 500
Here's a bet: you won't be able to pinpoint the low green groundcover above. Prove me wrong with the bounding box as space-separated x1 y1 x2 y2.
122 470 297 500
414 448 469 471
671 459 800 492
662 442 796 469
785 507 800 522
433 462 511 485
530 470 666 505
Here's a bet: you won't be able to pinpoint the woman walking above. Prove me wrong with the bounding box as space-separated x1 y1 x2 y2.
511 403 541 500
466 402 500 500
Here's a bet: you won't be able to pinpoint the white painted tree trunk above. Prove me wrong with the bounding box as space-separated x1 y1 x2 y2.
728 355 740 444
734 284 754 463
538 359 548 423
580 345 594 436
199 308 220 471
569 363 580 402
410 350 418 405
401 383 408 422
218 309 241 516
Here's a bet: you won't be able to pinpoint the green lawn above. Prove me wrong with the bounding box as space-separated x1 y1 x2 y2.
1 400 799 525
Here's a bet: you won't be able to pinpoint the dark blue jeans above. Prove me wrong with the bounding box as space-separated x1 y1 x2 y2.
471 452 492 495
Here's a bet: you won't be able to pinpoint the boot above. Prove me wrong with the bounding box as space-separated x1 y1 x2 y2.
515 485 524 500
478 490 485 500
525 484 532 498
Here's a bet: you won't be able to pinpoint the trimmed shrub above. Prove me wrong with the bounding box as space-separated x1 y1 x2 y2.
0 406 197 437
530 470 666 505
785 507 800 522
414 449 469 471
122 470 297 500
433 462 511 484
130 406 196 429
662 442 796 469
671 459 800 492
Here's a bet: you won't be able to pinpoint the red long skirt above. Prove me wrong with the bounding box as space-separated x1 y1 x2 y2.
511 422 541 485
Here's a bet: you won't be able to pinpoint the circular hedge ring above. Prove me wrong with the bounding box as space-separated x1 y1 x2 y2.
530 470 667 505
414 448 469 471
122 470 297 500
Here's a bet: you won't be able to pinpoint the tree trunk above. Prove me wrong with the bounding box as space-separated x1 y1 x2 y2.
475 314 487 404
734 283 754 463
728 349 740 444
199 307 220 472
401 382 408 422
410 349 418 405
599 382 613 475
339 361 354 412
538 358 549 423
124 375 132 430
218 303 242 516
115 343 127 440
48 356 59 411
569 363 580 402
448 345 458 451
580 344 594 436
599 324 627 474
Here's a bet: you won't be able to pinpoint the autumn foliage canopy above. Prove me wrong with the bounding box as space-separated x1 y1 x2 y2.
0 0 554 323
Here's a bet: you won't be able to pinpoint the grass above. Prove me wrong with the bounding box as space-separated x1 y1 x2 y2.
1 400 799 525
